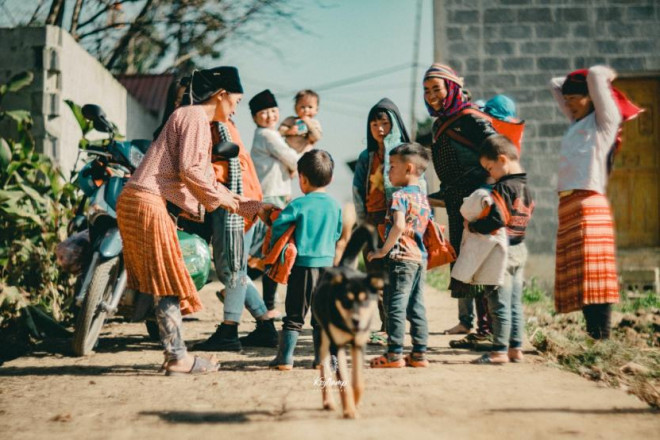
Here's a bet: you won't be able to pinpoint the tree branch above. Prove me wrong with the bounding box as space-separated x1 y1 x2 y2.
104 0 155 71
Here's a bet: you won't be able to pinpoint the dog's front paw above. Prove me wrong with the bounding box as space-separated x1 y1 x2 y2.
342 409 359 419
322 400 336 411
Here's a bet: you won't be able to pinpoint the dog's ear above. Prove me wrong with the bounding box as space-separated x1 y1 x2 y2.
326 268 344 286
366 275 384 292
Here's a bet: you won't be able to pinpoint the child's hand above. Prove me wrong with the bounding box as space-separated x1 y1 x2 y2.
463 219 469 229
367 248 386 261
257 203 276 226
284 126 298 135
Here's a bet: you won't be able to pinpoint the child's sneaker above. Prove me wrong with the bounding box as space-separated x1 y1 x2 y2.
404 352 429 368
370 352 405 368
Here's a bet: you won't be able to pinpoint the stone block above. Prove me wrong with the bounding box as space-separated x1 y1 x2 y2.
483 57 500 72
627 6 655 21
484 25 499 39
447 57 465 73
519 73 550 88
484 8 511 24
627 40 658 54
538 122 567 137
619 267 659 294
536 23 570 38
482 73 517 89
574 56 608 68
597 7 623 22
519 104 557 121
449 10 480 24
465 25 481 40
609 56 646 71
499 0 528 5
607 22 638 38
464 74 481 88
596 40 626 54
556 7 588 22
571 24 592 39
501 57 534 71
520 41 552 54
537 57 570 71
501 25 532 39
446 26 464 41
506 88 535 103
553 41 589 56
448 41 479 56
466 58 481 72
485 41 515 55
518 8 553 23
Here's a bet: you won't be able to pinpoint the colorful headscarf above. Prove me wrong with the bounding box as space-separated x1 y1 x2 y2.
423 63 472 119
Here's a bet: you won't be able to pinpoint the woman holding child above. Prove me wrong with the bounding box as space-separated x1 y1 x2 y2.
422 63 495 338
550 65 640 339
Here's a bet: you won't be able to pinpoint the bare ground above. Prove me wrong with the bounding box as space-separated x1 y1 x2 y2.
1 280 658 440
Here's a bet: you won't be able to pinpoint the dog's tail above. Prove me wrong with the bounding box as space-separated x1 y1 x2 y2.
338 224 379 268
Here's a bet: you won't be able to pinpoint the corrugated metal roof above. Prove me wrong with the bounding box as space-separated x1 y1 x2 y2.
116 73 175 114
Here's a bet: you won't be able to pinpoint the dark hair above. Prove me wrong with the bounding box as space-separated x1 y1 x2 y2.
368 109 391 123
295 89 320 106
389 142 430 175
298 149 334 187
479 134 519 161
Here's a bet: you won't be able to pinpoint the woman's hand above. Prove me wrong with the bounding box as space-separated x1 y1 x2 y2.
217 193 240 213
257 203 276 225
367 248 387 262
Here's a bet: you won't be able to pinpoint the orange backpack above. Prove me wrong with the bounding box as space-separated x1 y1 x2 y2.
260 210 297 285
434 108 525 155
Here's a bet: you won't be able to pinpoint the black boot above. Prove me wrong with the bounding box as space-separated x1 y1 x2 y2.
239 319 278 348
191 323 241 351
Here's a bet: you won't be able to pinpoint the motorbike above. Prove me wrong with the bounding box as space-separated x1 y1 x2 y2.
67 104 212 356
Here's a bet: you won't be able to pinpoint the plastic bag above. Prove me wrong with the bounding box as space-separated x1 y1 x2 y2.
55 230 91 274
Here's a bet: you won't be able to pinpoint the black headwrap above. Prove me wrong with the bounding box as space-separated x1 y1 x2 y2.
561 70 588 96
249 89 278 115
181 66 243 105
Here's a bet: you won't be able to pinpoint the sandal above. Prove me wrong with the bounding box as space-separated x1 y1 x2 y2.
471 353 508 365
165 356 220 376
370 353 405 368
367 331 388 346
404 352 429 368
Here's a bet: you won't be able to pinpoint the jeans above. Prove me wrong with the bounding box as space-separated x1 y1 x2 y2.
154 295 187 362
385 259 428 353
486 243 528 352
212 214 268 323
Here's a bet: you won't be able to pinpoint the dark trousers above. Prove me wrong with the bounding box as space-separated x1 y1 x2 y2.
282 266 322 332
582 304 612 339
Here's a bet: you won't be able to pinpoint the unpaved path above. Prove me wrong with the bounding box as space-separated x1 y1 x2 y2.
1 280 658 440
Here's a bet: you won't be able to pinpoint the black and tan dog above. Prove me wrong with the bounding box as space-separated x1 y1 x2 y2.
312 225 383 419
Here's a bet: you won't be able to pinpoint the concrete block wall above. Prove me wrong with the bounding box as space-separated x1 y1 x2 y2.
0 26 159 176
433 0 660 269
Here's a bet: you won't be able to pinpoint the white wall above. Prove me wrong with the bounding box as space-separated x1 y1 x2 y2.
0 26 159 176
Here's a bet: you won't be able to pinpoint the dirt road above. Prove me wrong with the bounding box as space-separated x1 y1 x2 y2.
1 280 658 440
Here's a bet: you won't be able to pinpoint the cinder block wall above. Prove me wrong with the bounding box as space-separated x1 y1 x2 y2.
433 0 660 283
0 26 158 176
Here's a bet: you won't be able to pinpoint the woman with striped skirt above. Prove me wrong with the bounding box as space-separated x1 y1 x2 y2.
549 65 640 339
117 67 266 374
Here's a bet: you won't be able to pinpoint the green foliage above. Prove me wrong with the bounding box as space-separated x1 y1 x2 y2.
617 290 660 314
426 266 450 291
0 71 81 332
522 277 551 305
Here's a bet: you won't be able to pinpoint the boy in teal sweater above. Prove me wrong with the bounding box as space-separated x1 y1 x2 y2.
269 149 342 370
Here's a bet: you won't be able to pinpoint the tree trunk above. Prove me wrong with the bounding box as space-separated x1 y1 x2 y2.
104 0 155 72
69 0 85 39
45 0 65 25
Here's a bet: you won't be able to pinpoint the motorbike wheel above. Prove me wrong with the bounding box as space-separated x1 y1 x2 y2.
71 257 120 356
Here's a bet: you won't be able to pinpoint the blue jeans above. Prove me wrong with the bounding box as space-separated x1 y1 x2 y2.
385 259 428 353
212 212 268 323
486 243 528 352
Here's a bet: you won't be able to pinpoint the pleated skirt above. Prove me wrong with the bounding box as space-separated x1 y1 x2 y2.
116 186 202 315
554 191 619 314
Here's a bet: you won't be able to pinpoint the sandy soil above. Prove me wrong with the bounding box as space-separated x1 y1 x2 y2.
1 280 658 440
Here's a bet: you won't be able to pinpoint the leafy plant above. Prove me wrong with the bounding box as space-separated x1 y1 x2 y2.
0 71 81 345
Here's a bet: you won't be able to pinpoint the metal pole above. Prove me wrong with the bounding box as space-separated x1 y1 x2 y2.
409 0 423 138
